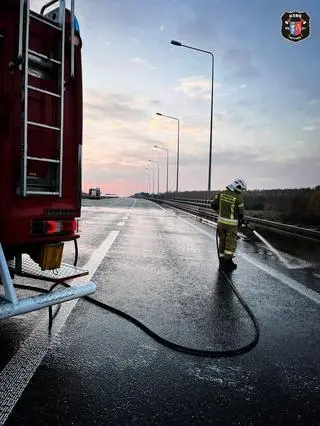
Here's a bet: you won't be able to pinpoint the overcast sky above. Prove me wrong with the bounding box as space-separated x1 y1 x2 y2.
31 0 320 195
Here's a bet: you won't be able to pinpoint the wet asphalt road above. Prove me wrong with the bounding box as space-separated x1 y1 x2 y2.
1 198 320 425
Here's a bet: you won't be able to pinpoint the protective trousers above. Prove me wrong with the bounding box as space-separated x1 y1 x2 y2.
217 222 238 259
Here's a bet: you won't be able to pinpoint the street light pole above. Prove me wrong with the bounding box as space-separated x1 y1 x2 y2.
148 160 160 193
154 145 169 193
145 167 153 193
171 40 214 191
156 112 180 192
143 172 149 193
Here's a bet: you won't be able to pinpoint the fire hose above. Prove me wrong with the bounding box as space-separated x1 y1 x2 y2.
15 232 260 358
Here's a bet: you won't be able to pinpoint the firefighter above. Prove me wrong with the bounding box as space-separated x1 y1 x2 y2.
211 178 247 271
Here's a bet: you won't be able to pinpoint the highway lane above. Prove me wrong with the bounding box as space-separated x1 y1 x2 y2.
1 198 320 425
0 198 130 371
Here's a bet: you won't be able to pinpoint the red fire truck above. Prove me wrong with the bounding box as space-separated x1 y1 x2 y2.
0 0 96 319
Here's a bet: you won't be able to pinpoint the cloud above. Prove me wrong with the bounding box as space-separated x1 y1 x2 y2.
308 117 320 126
222 47 261 80
82 89 178 169
84 89 149 123
175 75 220 100
131 57 157 70
179 149 320 191
307 99 320 105
302 126 317 132
81 88 319 195
160 25 165 31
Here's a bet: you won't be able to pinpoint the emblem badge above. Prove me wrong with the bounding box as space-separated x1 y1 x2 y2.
281 12 310 42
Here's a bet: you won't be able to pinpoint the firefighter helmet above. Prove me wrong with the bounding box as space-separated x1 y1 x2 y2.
226 178 247 193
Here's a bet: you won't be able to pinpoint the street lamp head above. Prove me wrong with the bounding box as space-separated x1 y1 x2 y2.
171 40 181 46
154 145 158 148
156 112 162 116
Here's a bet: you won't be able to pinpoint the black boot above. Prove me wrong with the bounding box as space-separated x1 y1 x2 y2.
219 257 225 268
224 258 237 271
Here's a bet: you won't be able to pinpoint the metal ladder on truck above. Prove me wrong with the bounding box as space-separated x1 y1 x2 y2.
0 0 96 320
18 0 75 197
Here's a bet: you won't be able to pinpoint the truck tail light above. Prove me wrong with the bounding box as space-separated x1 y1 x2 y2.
32 219 78 236
44 220 77 235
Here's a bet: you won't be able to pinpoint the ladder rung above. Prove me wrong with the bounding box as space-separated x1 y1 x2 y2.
29 11 62 31
27 121 60 131
28 49 61 65
28 85 61 98
26 191 60 196
27 156 60 163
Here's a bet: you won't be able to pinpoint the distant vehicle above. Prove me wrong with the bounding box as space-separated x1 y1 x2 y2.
89 188 101 199
0 0 96 319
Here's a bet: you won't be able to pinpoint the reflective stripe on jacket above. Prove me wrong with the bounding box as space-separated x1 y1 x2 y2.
211 190 244 226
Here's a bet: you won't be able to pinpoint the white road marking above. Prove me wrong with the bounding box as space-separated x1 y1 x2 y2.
151 200 320 306
240 253 320 305
151 201 166 211
117 222 125 227
0 230 120 425
130 199 137 208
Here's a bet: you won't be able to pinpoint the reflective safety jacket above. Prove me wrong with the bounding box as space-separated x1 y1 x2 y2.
211 190 244 226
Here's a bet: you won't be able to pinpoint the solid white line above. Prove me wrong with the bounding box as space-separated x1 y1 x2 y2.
150 200 166 210
117 222 125 227
153 201 320 306
240 253 320 305
0 230 120 425
130 199 137 208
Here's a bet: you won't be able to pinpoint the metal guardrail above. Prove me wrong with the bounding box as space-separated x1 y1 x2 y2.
149 197 320 243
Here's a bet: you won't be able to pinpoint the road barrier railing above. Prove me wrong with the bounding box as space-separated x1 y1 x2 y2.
147 197 320 243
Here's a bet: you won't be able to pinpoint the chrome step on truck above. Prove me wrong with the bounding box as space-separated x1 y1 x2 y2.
0 243 96 320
